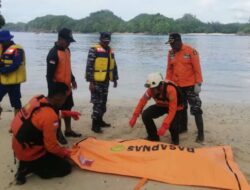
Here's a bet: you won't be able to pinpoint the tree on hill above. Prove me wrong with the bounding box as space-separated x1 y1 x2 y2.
126 13 174 34
0 14 5 28
26 15 76 32
75 10 125 33
175 14 206 33
239 23 250 34
4 22 26 31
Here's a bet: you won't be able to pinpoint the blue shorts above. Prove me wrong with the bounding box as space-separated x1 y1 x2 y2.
0 84 22 109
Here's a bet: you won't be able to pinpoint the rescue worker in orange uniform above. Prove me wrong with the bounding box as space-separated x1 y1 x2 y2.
46 28 81 144
129 72 183 145
11 82 72 185
166 33 204 142
0 30 26 116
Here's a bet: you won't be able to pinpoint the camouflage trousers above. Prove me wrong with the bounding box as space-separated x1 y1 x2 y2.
181 86 203 115
91 81 109 120
178 85 203 132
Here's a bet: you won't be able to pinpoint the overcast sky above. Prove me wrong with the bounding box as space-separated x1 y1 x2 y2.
1 0 250 24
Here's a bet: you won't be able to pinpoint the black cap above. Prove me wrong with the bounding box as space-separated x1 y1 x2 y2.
165 33 181 44
58 28 75 43
100 32 111 42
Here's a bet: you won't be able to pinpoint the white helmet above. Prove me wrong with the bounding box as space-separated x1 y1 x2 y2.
144 72 164 88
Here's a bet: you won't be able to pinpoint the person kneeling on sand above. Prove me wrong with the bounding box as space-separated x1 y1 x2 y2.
11 82 76 185
129 72 183 145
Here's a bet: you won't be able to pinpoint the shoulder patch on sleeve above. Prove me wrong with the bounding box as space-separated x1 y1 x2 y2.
53 121 59 126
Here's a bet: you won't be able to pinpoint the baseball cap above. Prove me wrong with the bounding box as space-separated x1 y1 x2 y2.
58 28 75 43
165 33 181 44
0 30 14 42
100 32 111 42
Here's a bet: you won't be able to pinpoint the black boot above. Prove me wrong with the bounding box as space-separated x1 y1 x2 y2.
145 136 160 142
15 162 31 185
99 117 111 128
92 119 103 133
57 127 68 145
179 109 188 134
195 114 204 143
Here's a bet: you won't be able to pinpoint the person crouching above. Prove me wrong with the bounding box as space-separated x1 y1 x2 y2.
129 72 183 145
11 82 72 185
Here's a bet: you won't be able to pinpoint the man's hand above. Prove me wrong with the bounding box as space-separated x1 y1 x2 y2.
61 110 81 120
194 83 202 94
72 81 77 90
113 80 117 88
129 114 138 128
157 123 169 136
89 82 95 92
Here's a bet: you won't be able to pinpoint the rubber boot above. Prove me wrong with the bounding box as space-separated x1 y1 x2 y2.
145 136 160 142
195 114 204 143
57 127 68 145
92 119 103 133
179 108 188 134
99 116 111 128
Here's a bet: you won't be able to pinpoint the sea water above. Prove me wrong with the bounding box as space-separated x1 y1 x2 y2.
11 32 250 104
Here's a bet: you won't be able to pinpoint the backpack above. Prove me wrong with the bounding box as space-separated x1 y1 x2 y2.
162 81 184 106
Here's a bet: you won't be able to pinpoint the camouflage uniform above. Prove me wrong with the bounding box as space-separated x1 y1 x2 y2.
85 44 118 121
179 86 203 136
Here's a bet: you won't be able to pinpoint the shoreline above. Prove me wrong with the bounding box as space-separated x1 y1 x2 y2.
0 97 250 189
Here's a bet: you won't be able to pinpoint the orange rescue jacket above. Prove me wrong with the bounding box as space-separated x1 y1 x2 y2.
166 44 203 87
11 95 70 161
133 82 183 127
53 49 72 94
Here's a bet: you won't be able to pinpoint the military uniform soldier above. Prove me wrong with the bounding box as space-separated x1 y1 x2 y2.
85 32 118 133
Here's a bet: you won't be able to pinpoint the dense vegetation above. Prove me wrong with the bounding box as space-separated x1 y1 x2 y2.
3 10 250 34
0 14 5 28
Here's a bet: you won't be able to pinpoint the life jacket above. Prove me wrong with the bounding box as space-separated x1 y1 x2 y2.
153 81 183 107
53 49 72 94
93 44 115 82
0 44 26 85
12 95 53 150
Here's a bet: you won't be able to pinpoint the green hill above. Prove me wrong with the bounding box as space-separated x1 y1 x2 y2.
2 10 250 34
126 13 174 34
74 10 125 32
26 15 76 32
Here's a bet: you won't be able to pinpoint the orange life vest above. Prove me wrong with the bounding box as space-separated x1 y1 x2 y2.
53 49 72 94
11 95 53 161
153 81 183 107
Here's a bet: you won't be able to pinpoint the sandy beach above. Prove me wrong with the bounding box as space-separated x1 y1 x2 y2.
0 96 250 190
